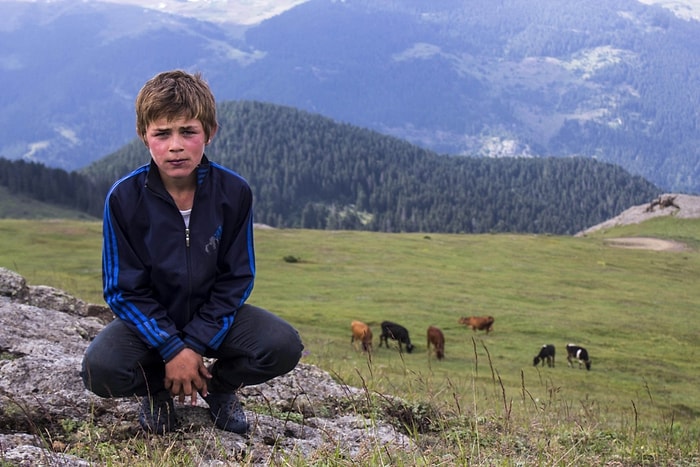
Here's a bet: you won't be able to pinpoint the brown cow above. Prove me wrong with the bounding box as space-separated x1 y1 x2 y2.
458 315 495 333
426 326 445 360
350 320 373 352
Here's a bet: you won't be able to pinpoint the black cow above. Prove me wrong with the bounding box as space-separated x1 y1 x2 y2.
566 343 591 370
533 344 556 367
379 321 414 353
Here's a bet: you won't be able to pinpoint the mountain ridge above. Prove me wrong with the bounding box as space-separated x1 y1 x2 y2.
0 99 661 234
1 0 699 192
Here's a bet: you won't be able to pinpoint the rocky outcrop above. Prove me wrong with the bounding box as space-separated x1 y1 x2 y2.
0 267 417 466
576 193 700 236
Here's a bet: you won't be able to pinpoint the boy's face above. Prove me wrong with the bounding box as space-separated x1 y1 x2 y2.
144 116 212 183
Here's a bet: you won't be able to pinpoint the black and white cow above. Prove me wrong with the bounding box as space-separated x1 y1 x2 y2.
566 343 591 370
379 321 414 353
533 344 556 367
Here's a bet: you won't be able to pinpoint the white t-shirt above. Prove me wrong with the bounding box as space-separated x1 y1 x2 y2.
180 208 192 228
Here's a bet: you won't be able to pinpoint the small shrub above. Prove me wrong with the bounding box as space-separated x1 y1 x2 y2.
384 400 437 434
0 349 25 360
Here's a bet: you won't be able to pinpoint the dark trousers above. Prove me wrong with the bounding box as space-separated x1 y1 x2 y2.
81 304 303 398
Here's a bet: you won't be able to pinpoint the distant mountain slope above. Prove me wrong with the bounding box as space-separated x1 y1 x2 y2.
639 0 700 20
235 0 700 192
0 186 96 220
81 101 660 235
1 0 698 193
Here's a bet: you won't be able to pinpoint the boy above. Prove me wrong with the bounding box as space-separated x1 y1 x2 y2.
81 70 303 435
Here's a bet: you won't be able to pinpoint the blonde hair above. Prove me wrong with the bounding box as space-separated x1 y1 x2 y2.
135 70 218 144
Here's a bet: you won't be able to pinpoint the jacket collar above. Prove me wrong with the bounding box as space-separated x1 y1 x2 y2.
146 154 211 195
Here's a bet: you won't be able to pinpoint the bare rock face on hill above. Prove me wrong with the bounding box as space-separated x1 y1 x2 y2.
0 267 416 465
576 193 700 236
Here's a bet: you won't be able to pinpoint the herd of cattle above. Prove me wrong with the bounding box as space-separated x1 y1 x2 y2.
351 317 592 370
533 343 592 370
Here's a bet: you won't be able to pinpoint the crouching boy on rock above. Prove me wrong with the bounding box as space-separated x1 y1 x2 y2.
81 70 303 435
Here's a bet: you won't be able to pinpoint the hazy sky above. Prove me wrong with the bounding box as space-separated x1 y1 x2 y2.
0 0 310 24
1 0 698 23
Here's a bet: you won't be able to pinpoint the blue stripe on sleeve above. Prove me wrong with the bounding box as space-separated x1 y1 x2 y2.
102 166 171 349
247 214 256 276
210 314 235 349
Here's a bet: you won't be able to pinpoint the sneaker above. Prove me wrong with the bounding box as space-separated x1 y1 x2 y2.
138 391 177 434
204 392 249 434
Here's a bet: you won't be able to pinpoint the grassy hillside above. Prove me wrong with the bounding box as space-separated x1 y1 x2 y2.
0 186 97 221
79 101 660 235
1 218 698 463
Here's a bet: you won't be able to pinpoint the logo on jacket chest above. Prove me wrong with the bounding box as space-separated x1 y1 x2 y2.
205 226 223 254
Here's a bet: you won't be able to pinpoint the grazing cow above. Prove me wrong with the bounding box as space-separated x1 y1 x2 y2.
458 315 495 333
350 320 373 352
379 321 414 353
533 344 556 367
566 343 591 370
427 326 445 360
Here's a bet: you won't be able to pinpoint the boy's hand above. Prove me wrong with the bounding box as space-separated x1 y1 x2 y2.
164 348 212 405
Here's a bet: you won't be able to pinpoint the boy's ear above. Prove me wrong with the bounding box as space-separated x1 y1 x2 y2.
207 124 218 144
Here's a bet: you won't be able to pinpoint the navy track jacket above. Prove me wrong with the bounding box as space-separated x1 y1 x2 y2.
102 155 255 362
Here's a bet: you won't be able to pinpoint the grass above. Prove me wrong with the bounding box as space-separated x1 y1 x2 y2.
0 186 98 221
0 219 102 301
1 218 699 464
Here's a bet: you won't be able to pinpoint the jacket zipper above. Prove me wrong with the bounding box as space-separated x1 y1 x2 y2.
146 172 196 326
185 205 194 323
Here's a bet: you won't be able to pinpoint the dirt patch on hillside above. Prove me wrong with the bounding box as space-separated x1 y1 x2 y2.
603 237 689 252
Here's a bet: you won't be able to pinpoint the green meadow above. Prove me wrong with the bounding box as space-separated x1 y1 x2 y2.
1 218 698 464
